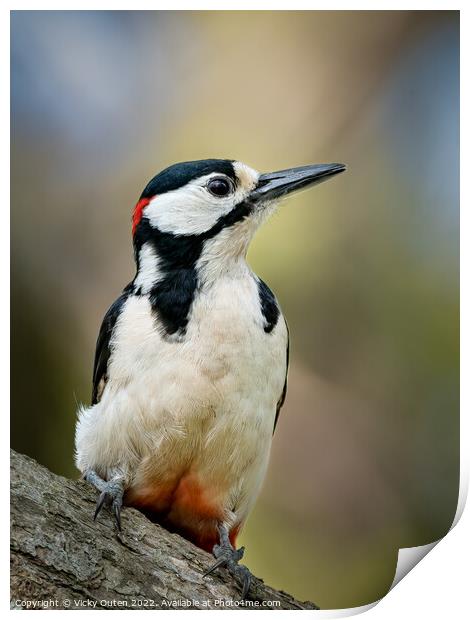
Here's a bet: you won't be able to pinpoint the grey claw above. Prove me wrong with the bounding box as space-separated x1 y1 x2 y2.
203 556 227 577
228 563 252 600
94 491 108 521
241 571 251 600
89 475 124 531
204 526 253 599
113 501 122 531
233 546 244 562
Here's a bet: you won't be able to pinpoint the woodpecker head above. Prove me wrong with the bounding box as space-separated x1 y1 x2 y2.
132 159 345 266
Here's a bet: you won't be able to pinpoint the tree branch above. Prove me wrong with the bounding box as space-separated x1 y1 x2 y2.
10 450 317 610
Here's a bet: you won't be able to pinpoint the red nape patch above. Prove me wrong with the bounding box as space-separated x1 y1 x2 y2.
132 197 151 235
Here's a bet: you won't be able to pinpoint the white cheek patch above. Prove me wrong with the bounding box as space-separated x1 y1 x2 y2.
144 176 230 236
143 168 260 236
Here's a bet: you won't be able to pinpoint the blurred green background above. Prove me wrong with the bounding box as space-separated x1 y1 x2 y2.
11 10 459 609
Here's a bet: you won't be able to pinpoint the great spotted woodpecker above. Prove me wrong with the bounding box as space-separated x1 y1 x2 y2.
75 159 345 597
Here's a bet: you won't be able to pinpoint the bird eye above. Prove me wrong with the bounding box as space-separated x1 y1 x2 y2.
207 177 232 197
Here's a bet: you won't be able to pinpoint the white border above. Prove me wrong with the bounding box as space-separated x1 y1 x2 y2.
2 2 465 10
4 3 465 617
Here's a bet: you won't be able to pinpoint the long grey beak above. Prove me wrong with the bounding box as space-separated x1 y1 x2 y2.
249 163 346 202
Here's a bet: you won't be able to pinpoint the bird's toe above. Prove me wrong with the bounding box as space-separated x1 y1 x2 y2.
87 473 124 530
204 537 252 599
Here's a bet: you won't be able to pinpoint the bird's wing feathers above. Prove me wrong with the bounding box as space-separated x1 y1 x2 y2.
92 289 130 405
273 320 289 433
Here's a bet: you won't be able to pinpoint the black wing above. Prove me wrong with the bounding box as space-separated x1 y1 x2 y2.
91 290 130 405
273 320 289 433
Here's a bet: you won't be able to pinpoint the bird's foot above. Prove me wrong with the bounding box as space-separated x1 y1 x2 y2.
204 524 252 599
85 470 124 531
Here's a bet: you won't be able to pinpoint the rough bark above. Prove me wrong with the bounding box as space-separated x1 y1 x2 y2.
10 450 317 610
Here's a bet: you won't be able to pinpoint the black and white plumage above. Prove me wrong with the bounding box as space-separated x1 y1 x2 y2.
75 158 345 596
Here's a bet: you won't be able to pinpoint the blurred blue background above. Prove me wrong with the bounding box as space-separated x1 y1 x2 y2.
11 11 459 609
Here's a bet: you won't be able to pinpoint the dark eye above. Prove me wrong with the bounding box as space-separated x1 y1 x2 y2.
207 177 231 197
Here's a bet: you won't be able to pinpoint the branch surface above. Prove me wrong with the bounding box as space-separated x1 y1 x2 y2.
10 450 317 610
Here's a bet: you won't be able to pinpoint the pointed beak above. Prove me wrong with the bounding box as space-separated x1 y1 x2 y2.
249 163 346 203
